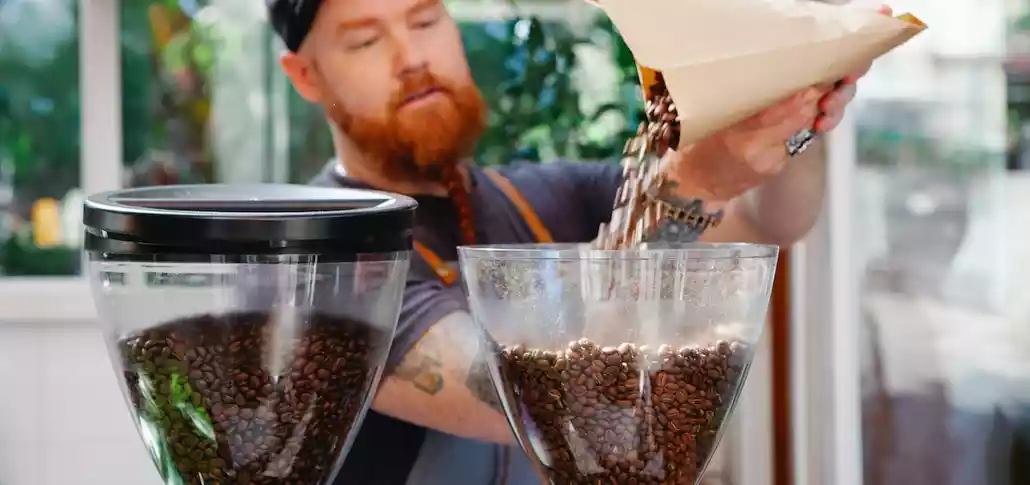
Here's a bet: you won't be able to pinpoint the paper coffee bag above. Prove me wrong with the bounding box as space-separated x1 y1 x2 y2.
589 0 926 143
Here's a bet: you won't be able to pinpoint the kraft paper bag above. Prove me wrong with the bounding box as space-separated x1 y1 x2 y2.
588 0 927 144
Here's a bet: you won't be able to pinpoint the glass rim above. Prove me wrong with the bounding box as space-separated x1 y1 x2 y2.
457 243 779 261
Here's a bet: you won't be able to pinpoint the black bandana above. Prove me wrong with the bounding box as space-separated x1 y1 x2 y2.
266 0 325 52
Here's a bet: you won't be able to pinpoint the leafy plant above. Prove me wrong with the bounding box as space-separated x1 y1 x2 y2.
286 2 649 173
462 2 645 166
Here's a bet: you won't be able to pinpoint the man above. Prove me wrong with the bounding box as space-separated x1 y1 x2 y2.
267 0 886 482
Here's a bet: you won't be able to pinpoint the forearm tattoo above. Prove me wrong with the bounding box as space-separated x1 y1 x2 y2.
394 337 445 396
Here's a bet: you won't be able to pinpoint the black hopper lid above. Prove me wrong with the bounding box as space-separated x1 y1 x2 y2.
84 184 417 257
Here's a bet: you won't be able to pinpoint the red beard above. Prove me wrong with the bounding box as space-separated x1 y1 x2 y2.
325 69 487 184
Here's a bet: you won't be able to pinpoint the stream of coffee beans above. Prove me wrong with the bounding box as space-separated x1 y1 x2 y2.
595 73 680 250
498 338 750 485
118 311 385 484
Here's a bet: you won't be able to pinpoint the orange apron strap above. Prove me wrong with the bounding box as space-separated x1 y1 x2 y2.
481 168 554 243
415 168 553 287
413 241 458 287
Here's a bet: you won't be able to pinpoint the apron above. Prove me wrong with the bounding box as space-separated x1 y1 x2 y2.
409 168 552 485
413 168 553 286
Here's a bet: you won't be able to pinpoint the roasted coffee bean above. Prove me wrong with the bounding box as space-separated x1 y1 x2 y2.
119 311 385 485
596 73 682 250
648 94 680 153
497 339 750 485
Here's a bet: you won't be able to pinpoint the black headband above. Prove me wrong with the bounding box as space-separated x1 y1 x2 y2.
267 0 325 52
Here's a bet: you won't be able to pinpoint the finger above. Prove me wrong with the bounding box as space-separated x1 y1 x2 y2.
815 83 859 132
819 83 857 113
754 88 822 126
765 99 820 142
737 99 818 174
840 7 891 83
814 110 844 133
740 108 819 173
842 66 872 84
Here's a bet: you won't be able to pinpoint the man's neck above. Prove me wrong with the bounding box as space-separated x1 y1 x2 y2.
339 155 448 196
333 138 469 197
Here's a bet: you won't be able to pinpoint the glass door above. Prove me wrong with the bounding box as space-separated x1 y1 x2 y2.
794 0 1030 483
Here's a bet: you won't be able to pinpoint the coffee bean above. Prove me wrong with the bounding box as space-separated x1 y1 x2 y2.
596 73 684 251
119 310 385 484
497 339 750 484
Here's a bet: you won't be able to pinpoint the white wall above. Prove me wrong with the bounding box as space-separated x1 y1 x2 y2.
0 321 159 485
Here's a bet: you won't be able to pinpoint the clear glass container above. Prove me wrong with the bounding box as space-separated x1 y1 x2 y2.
84 184 415 485
459 243 779 485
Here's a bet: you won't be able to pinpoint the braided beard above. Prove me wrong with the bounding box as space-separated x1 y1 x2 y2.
322 69 486 245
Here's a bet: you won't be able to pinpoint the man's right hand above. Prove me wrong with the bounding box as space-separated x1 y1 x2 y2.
370 311 517 444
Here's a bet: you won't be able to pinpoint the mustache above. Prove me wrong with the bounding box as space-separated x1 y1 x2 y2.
390 70 452 109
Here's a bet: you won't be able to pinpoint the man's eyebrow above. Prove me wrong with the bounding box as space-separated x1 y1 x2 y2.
335 18 379 35
406 0 442 18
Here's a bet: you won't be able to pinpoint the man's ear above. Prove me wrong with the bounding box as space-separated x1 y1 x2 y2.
280 52 324 104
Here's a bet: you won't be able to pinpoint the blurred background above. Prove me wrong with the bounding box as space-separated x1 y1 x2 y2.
0 0 1028 484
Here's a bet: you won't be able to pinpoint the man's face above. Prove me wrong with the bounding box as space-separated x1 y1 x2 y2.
282 0 486 182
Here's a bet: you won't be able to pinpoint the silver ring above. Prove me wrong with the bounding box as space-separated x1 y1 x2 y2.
786 129 815 157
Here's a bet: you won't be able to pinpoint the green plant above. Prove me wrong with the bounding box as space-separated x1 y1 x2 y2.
121 0 218 184
284 3 649 174
463 2 645 166
0 1 81 275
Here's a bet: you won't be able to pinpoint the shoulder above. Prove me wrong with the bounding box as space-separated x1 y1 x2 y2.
487 159 619 193
478 160 618 242
482 161 576 208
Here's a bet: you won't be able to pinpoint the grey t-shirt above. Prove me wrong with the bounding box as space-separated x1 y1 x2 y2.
314 160 622 485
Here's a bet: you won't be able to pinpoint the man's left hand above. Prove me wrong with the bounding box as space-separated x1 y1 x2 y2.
665 4 892 205
815 4 893 132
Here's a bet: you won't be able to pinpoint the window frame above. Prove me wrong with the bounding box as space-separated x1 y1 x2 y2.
790 114 864 485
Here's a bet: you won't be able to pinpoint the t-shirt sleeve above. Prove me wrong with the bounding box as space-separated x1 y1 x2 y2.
570 161 623 227
544 160 624 234
385 275 468 374
501 160 624 242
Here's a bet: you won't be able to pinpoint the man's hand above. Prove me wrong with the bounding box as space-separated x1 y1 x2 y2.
814 5 894 133
665 4 893 205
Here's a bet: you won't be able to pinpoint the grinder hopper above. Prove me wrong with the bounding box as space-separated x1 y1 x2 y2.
83 184 415 484
460 243 778 484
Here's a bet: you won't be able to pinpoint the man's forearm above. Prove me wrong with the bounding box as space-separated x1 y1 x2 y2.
370 311 517 444
738 139 827 246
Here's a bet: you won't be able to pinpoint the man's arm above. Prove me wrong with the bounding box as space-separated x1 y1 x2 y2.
368 146 826 442
701 140 827 246
371 310 517 444
555 152 826 247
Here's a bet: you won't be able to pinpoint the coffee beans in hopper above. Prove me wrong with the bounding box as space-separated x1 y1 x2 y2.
498 338 750 485
118 311 384 484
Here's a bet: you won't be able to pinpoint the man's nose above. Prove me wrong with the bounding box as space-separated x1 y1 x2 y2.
390 31 429 76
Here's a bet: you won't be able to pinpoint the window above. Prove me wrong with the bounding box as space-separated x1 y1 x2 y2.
795 0 1030 482
853 3 1020 482
0 0 82 276
120 0 294 187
